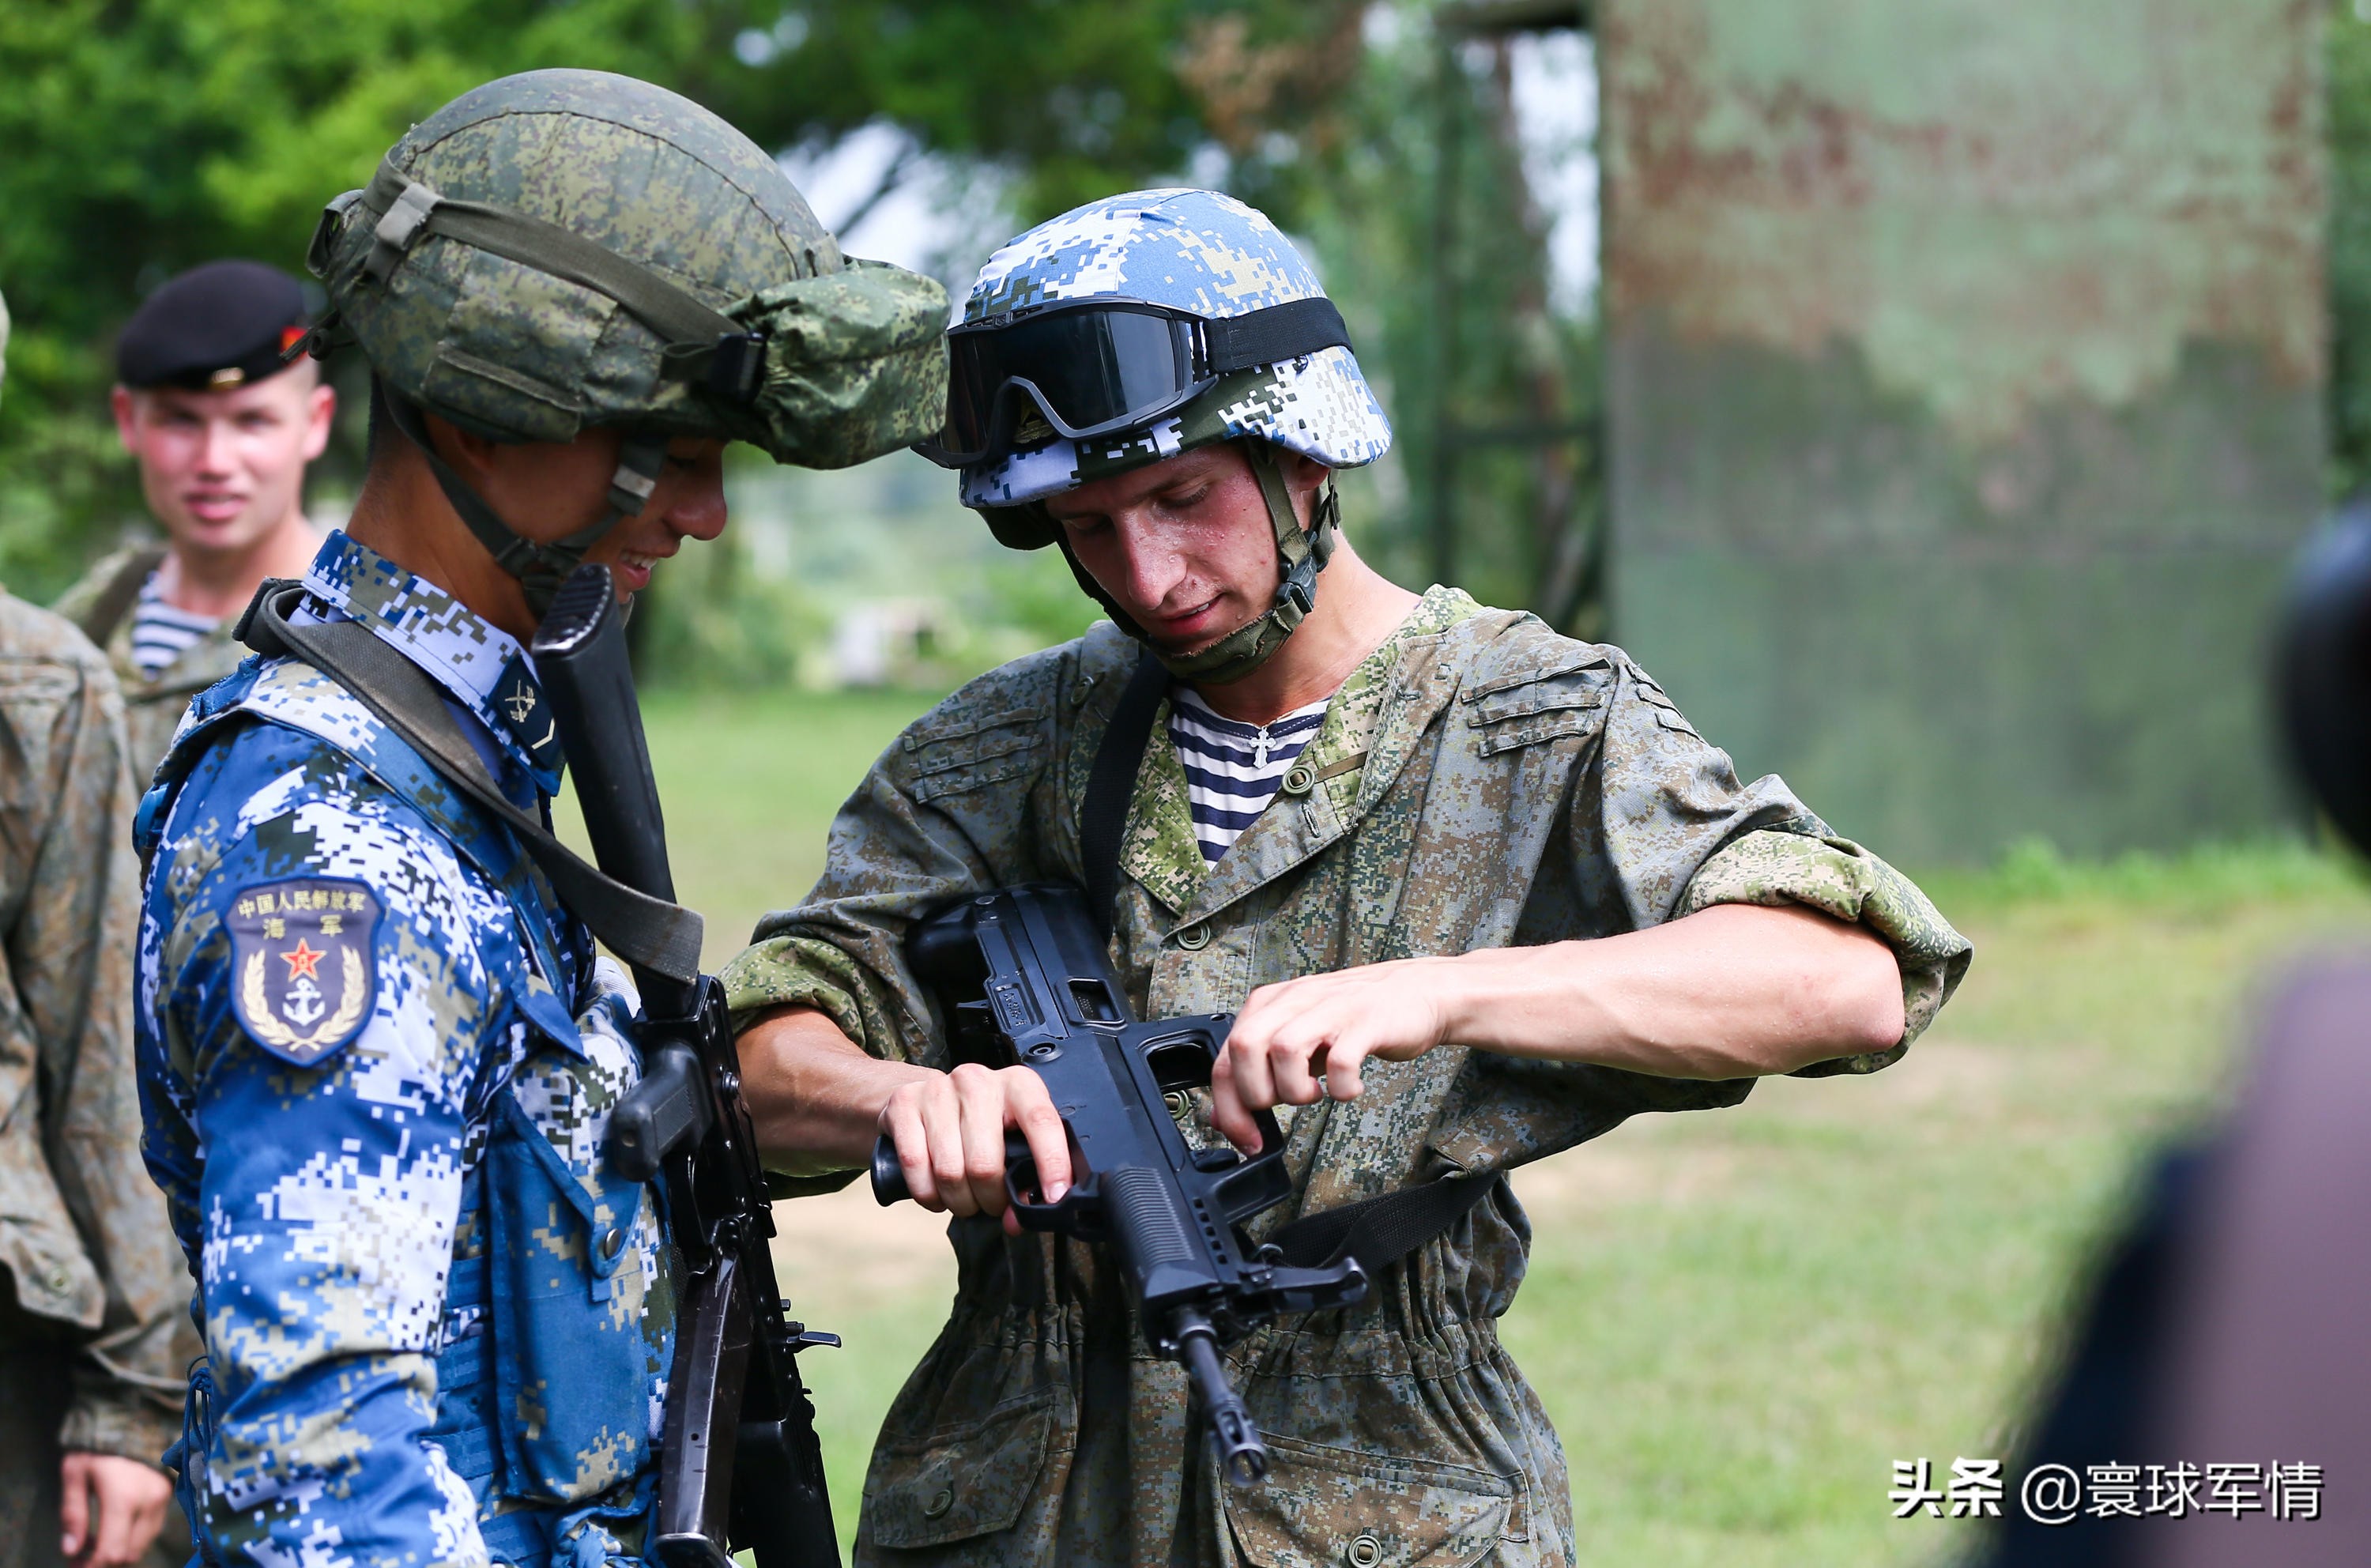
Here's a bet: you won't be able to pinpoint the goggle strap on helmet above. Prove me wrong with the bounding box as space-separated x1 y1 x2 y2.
338 160 774 407
381 385 668 616
1202 296 1352 376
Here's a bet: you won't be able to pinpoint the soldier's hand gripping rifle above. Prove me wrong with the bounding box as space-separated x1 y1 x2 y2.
869 884 1368 1483
530 564 839 1568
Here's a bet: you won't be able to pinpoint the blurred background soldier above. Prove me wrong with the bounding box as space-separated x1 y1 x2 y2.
0 291 187 1568
1976 509 2371 1568
53 261 334 782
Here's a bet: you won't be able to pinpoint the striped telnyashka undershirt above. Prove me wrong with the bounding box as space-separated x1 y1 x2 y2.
129 571 219 677
1167 684 1330 864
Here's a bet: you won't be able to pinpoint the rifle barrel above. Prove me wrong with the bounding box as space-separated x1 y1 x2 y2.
1175 1313 1267 1484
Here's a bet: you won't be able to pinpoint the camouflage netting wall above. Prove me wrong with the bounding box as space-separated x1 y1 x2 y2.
1596 0 2327 861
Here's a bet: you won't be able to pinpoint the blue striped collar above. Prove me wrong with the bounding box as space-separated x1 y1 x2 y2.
1170 684 1329 737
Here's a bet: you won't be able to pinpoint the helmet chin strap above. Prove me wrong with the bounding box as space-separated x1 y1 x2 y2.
380 385 669 618
1060 440 1339 688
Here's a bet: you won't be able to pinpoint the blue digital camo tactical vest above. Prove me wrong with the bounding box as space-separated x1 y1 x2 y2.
134 545 678 1568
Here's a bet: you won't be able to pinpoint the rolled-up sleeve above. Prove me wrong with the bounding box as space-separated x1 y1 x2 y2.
720 752 1004 1069
1678 828 1973 1072
1583 654 1972 1070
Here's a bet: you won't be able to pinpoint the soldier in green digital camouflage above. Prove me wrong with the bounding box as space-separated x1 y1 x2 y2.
725 189 1974 1568
0 289 188 1568
130 73 944 1568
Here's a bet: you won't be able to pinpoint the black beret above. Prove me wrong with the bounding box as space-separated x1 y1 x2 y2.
117 260 310 391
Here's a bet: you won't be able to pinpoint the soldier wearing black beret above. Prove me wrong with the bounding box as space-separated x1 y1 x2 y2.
53 261 336 781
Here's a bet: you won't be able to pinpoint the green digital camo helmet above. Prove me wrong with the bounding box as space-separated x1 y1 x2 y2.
303 69 948 612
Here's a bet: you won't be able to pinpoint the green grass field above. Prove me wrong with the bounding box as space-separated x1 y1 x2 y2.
604 688 2371 1565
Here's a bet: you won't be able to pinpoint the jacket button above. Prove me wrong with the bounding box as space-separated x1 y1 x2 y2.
923 1487 954 1519
601 1227 624 1260
1280 762 1317 796
1177 922 1210 951
44 1265 70 1293
1348 1534 1383 1568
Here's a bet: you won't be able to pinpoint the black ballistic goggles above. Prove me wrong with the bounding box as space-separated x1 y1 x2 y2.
918 294 1353 469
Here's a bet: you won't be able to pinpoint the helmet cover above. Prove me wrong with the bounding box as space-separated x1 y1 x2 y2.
310 68 945 469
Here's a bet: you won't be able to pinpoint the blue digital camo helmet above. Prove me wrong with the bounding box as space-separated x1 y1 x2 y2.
936 188 1394 682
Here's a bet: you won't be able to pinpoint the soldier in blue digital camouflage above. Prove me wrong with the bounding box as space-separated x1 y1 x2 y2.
723 189 1976 1568
132 71 945 1568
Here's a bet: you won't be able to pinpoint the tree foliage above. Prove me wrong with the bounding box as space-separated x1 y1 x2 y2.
0 0 1589 642
0 1 721 591
1299 21 1597 626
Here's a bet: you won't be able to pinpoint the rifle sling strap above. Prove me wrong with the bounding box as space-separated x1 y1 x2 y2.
1078 646 1170 940
1074 646 1498 1280
77 545 170 648
238 582 705 984
1266 1171 1500 1278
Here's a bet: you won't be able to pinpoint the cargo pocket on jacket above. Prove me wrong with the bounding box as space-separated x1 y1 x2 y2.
866 1396 1058 1551
1224 1434 1515 1568
484 1085 654 1500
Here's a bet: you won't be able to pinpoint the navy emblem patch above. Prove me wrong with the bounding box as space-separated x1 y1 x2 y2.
226 877 383 1066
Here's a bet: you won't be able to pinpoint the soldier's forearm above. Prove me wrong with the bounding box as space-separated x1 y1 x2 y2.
1443 903 1906 1076
1219 901 1907 1136
738 1006 937 1172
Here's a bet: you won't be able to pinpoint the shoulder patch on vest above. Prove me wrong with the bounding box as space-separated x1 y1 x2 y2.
227 877 383 1065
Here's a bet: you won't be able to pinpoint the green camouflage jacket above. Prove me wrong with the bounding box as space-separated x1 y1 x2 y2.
54 546 251 789
722 588 1972 1568
0 590 190 1464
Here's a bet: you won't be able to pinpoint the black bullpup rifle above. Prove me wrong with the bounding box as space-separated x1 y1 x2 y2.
532 564 840 1568
869 883 1368 1483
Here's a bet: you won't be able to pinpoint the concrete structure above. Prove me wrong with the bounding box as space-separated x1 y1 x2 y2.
1596 0 2326 861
